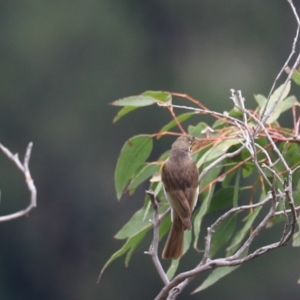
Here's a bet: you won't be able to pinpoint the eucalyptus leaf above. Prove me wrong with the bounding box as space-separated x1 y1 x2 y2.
112 106 139 123
115 135 153 199
128 163 160 195
115 206 152 240
292 212 300 247
193 163 223 249
111 95 157 107
160 112 195 134
188 122 208 138
226 207 261 254
98 230 148 282
166 259 179 280
209 214 236 257
259 81 291 124
192 264 241 293
192 249 248 293
142 90 172 103
291 69 300 85
207 187 235 213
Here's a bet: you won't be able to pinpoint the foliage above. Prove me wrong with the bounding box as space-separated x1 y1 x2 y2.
99 75 300 297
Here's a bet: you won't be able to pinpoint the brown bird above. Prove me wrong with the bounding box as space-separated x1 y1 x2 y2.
161 135 199 259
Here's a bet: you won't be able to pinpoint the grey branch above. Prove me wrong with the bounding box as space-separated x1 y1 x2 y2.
0 142 37 222
145 190 170 285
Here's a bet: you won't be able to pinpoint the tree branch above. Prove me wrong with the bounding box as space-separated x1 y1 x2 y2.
0 142 37 222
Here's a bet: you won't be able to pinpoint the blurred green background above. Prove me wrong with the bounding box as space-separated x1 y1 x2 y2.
0 1 300 299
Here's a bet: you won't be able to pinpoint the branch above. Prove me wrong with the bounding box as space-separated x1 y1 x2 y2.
0 142 37 222
145 190 169 285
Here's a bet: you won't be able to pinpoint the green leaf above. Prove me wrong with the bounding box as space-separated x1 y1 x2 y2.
183 229 192 255
159 213 172 240
112 106 139 123
279 142 300 187
193 163 223 249
111 95 157 107
188 122 209 138
193 248 248 293
142 91 172 103
205 139 241 162
115 206 153 240
242 161 255 178
111 91 171 122
128 163 160 195
265 95 297 124
292 216 300 247
228 107 244 118
254 94 267 107
160 112 195 134
98 230 147 282
111 91 170 107
226 207 261 254
232 169 240 207
280 96 299 113
291 69 300 85
209 214 236 257
192 264 241 293
166 259 179 280
259 81 291 124
115 135 153 200
207 187 235 213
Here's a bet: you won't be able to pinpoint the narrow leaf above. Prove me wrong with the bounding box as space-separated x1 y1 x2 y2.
292 217 300 247
115 135 153 200
207 187 235 213
192 249 248 293
193 163 223 249
205 139 241 162
188 122 209 138
265 95 297 124
166 259 179 280
259 81 291 124
160 112 195 134
254 94 267 107
192 265 241 293
115 207 153 240
128 163 160 195
142 91 172 103
291 69 300 85
111 95 157 107
226 207 261 254
233 169 240 207
112 106 138 123
209 214 236 257
98 230 147 282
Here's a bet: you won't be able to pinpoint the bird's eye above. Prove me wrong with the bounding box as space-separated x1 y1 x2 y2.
189 136 195 145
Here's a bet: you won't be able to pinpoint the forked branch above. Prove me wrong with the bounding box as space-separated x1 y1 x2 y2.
0 142 37 222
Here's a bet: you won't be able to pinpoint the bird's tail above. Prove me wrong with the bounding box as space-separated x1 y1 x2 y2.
162 215 184 260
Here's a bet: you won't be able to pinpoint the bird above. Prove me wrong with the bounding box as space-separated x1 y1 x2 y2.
161 135 199 259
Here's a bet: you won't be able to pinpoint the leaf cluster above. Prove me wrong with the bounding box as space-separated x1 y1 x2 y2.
100 81 300 293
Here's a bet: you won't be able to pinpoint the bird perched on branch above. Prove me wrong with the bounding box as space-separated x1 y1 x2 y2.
161 135 199 259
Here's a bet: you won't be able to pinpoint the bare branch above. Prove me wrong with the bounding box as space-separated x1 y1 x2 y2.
0 142 37 222
145 190 169 285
